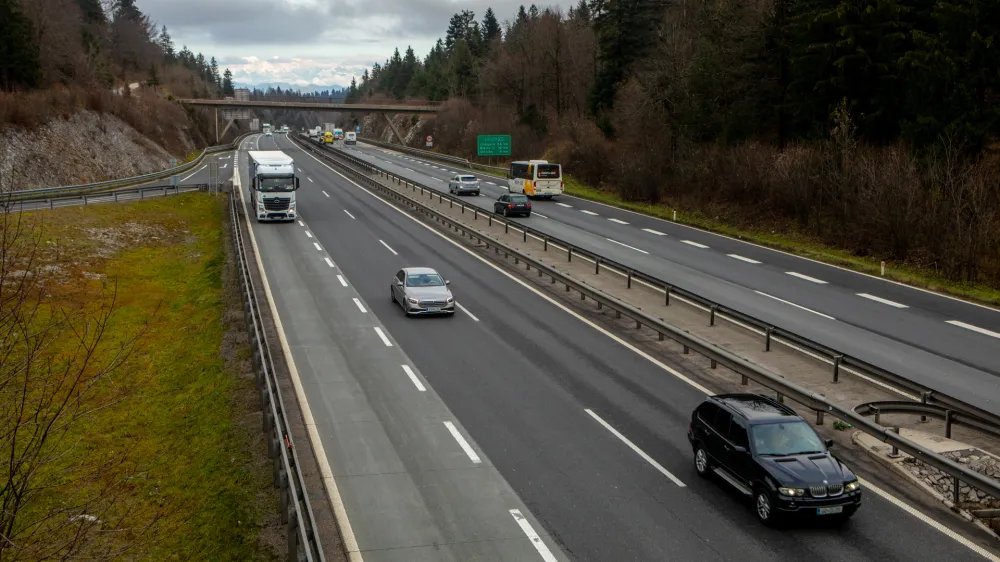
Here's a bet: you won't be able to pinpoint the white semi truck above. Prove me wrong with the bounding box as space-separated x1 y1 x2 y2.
247 151 299 222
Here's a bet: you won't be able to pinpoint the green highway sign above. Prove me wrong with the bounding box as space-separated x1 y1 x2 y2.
477 134 512 157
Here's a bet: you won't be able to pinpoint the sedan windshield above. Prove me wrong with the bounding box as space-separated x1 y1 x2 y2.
406 273 445 287
510 195 528 202
751 421 826 456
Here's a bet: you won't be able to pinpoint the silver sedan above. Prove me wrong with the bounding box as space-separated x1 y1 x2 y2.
390 267 456 316
448 175 481 196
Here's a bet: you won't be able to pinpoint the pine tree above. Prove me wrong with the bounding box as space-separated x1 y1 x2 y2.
222 68 234 95
113 0 143 23
76 0 106 24
482 8 501 43
158 26 175 60
210 56 220 89
146 63 160 87
0 0 41 91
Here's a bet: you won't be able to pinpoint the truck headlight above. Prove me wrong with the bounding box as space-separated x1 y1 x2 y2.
778 487 806 497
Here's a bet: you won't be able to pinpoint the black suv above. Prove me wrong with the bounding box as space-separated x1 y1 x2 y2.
687 393 861 526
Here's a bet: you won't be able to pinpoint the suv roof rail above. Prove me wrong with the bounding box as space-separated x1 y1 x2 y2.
711 393 798 418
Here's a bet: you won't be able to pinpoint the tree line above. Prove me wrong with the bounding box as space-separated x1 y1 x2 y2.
350 0 1000 289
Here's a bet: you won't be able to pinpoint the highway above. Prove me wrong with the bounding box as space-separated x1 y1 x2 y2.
239 132 1000 561
335 141 1000 417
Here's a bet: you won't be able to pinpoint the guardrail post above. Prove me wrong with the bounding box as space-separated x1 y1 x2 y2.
765 327 773 351
568 246 573 262
710 305 717 326
945 410 954 439
49 199 53 210
83 194 88 205
595 258 601 274
114 192 118 203
872 406 881 426
461 204 465 214
504 221 508 234
627 270 633 288
449 198 453 208
832 355 843 383
889 427 902 458
474 209 478 220
544 237 549 251
523 228 527 242
711 359 717 369
776 392 784 404
287 509 299 562
953 477 961 506
741 375 749 386
683 345 689 354
920 391 931 423
816 410 824 425
665 286 671 306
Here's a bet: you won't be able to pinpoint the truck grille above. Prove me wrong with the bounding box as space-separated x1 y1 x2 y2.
263 197 290 211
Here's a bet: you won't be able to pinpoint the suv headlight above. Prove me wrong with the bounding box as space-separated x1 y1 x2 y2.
778 487 806 497
845 480 861 492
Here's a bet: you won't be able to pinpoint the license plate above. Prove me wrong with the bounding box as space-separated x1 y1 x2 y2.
427 307 442 312
817 506 843 515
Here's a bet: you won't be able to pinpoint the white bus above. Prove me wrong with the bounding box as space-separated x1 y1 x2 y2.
507 160 563 198
263 123 272 136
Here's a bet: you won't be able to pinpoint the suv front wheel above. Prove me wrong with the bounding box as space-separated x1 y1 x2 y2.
694 445 711 477
754 487 779 527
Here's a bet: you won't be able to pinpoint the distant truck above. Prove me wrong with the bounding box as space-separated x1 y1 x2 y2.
247 150 299 222
263 123 272 136
345 131 357 145
323 123 336 133
281 125 289 133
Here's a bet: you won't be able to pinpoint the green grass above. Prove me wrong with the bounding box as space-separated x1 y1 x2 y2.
560 175 1000 307
23 193 276 559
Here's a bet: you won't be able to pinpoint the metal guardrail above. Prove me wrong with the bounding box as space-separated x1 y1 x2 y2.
2 184 207 212
340 136 1000 433
856 401 1000 440
3 134 250 203
291 133 1000 506
230 189 326 562
358 137 508 174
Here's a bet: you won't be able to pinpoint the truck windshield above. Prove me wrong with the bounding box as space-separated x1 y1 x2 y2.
258 177 295 192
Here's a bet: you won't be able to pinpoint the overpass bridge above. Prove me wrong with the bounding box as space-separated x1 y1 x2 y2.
180 98 439 143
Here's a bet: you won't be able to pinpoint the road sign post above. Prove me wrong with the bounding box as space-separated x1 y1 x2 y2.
426 135 433 148
477 135 511 158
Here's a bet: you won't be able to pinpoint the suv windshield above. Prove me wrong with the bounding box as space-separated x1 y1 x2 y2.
258 177 295 192
406 273 445 287
751 421 826 456
459 176 477 182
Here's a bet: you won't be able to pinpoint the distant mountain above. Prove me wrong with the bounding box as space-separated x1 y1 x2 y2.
234 82 347 95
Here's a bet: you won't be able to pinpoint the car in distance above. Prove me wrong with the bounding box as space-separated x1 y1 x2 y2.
448 174 480 196
494 194 531 217
390 267 455 316
687 393 861 526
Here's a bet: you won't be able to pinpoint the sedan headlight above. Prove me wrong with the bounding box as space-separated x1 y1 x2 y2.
778 487 807 497
407 297 419 305
447 297 454 303
845 480 861 492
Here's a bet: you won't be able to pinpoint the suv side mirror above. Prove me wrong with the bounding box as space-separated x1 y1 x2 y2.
294 177 300 190
732 446 748 454
824 439 834 448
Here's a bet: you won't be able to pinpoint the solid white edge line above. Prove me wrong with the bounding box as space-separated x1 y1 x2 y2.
585 409 686 487
681 240 709 249
344 209 356 219
373 326 393 347
233 161 362 559
443 421 482 464
755 290 836 320
642 228 667 236
401 365 426 392
857 477 1000 562
313 242 323 251
304 141 1000 560
857 293 909 309
337 274 348 287
785 271 829 284
946 320 1000 340
727 254 761 264
455 302 479 321
509 509 559 562
379 239 398 256
352 298 367 313
606 238 650 255
324 257 335 268
180 164 206 182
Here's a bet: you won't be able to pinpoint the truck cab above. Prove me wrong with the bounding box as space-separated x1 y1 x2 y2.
247 150 299 222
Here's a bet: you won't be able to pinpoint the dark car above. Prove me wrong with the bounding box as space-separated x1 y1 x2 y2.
494 194 531 217
687 394 861 526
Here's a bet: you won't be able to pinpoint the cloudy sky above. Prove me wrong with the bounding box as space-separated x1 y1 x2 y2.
140 0 571 88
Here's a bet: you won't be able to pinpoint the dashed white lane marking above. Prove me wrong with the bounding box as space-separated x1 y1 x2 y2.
728 254 761 264
485 181 496 185
643 228 667 236
786 271 828 284
456 302 479 321
608 218 630 225
379 240 398 256
352 298 367 313
324 257 335 268
298 220 304 226
681 240 709 249
373 326 393 347
509 509 559 562
401 365 426 392
431 178 442 182
323 191 330 197
443 421 481 464
337 275 348 287
308 177 314 182
305 231 313 238
220 164 228 169
606 238 649 255
585 409 686 487
857 293 909 309
556 202 573 208
344 210 356 219
580 210 599 216
755 290 836 320
312 242 322 251
297 167 302 172
946 320 1000 340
